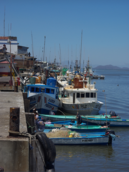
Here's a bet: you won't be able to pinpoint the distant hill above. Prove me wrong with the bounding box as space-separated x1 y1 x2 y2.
94 65 129 70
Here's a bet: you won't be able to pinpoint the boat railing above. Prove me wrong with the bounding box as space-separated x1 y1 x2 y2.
86 84 95 89
60 97 71 103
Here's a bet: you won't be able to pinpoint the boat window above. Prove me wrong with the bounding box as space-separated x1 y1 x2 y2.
94 93 96 98
77 93 80 98
41 88 45 92
51 89 54 94
46 88 50 93
91 93 93 98
36 87 40 92
31 87 35 92
81 93 85 98
86 93 89 98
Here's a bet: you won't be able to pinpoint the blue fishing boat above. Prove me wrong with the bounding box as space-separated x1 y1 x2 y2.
24 77 59 114
40 112 120 122
44 121 109 133
44 129 115 145
40 114 77 121
81 115 129 127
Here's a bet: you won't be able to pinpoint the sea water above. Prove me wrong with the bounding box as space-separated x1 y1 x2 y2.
55 69 129 172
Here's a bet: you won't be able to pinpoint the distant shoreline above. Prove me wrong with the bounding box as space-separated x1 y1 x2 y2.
93 68 129 70
93 65 129 70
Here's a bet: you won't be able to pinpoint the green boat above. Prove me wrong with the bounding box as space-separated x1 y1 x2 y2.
40 114 120 122
81 116 129 127
45 123 109 133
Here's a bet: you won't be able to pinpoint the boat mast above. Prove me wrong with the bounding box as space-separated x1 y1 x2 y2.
80 30 83 72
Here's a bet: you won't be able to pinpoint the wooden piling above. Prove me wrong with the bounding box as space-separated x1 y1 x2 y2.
25 113 35 134
14 81 18 92
9 107 20 136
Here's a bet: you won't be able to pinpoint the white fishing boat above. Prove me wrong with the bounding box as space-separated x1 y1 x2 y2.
59 75 103 115
84 60 94 78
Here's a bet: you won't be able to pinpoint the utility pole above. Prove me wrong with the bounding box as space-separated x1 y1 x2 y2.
80 30 83 72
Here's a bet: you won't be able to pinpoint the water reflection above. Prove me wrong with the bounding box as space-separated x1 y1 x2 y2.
56 145 114 160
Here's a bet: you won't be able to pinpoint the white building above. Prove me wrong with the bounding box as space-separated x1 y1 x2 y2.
0 36 29 56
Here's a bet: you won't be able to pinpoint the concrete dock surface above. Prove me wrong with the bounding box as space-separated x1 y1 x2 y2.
0 92 27 137
0 92 29 172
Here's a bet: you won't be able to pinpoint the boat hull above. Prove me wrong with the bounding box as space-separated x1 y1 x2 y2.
82 118 129 127
29 92 59 114
50 136 110 145
60 102 103 115
40 114 77 122
45 126 107 133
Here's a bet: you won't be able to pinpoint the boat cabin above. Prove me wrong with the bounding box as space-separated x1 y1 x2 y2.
24 77 59 99
61 88 97 104
60 76 97 104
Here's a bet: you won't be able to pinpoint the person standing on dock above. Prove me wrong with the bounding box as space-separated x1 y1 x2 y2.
76 111 81 125
34 110 45 131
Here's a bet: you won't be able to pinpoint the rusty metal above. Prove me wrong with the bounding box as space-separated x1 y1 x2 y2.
9 107 20 134
73 77 83 88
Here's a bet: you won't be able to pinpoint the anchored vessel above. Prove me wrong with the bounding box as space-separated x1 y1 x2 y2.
44 129 115 145
24 77 59 114
59 75 103 115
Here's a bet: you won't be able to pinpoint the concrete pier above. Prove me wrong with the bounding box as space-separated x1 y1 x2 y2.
0 92 29 171
0 92 46 172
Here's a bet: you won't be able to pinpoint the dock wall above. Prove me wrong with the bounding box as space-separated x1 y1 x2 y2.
0 92 45 171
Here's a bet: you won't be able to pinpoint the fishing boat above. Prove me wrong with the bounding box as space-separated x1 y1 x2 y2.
59 74 103 115
81 115 129 127
24 77 59 114
40 113 120 122
44 122 109 133
44 129 115 145
84 59 94 78
40 114 76 121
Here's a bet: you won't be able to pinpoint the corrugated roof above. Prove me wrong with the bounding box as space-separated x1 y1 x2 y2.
0 61 16 64
0 36 17 40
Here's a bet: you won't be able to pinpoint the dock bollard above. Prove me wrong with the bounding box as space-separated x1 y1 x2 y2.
14 81 18 92
9 107 20 136
0 167 4 172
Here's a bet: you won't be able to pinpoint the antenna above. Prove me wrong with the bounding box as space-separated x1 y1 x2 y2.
80 30 83 71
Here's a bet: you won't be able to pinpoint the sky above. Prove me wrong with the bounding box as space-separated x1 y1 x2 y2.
0 0 129 67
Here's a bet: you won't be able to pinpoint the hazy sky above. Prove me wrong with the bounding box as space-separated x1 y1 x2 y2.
0 0 129 67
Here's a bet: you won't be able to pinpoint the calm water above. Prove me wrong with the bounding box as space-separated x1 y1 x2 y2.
55 69 129 172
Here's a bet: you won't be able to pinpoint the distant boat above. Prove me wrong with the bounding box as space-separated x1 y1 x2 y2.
84 60 94 78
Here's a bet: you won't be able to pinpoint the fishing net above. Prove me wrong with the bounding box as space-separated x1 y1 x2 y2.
46 129 80 138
